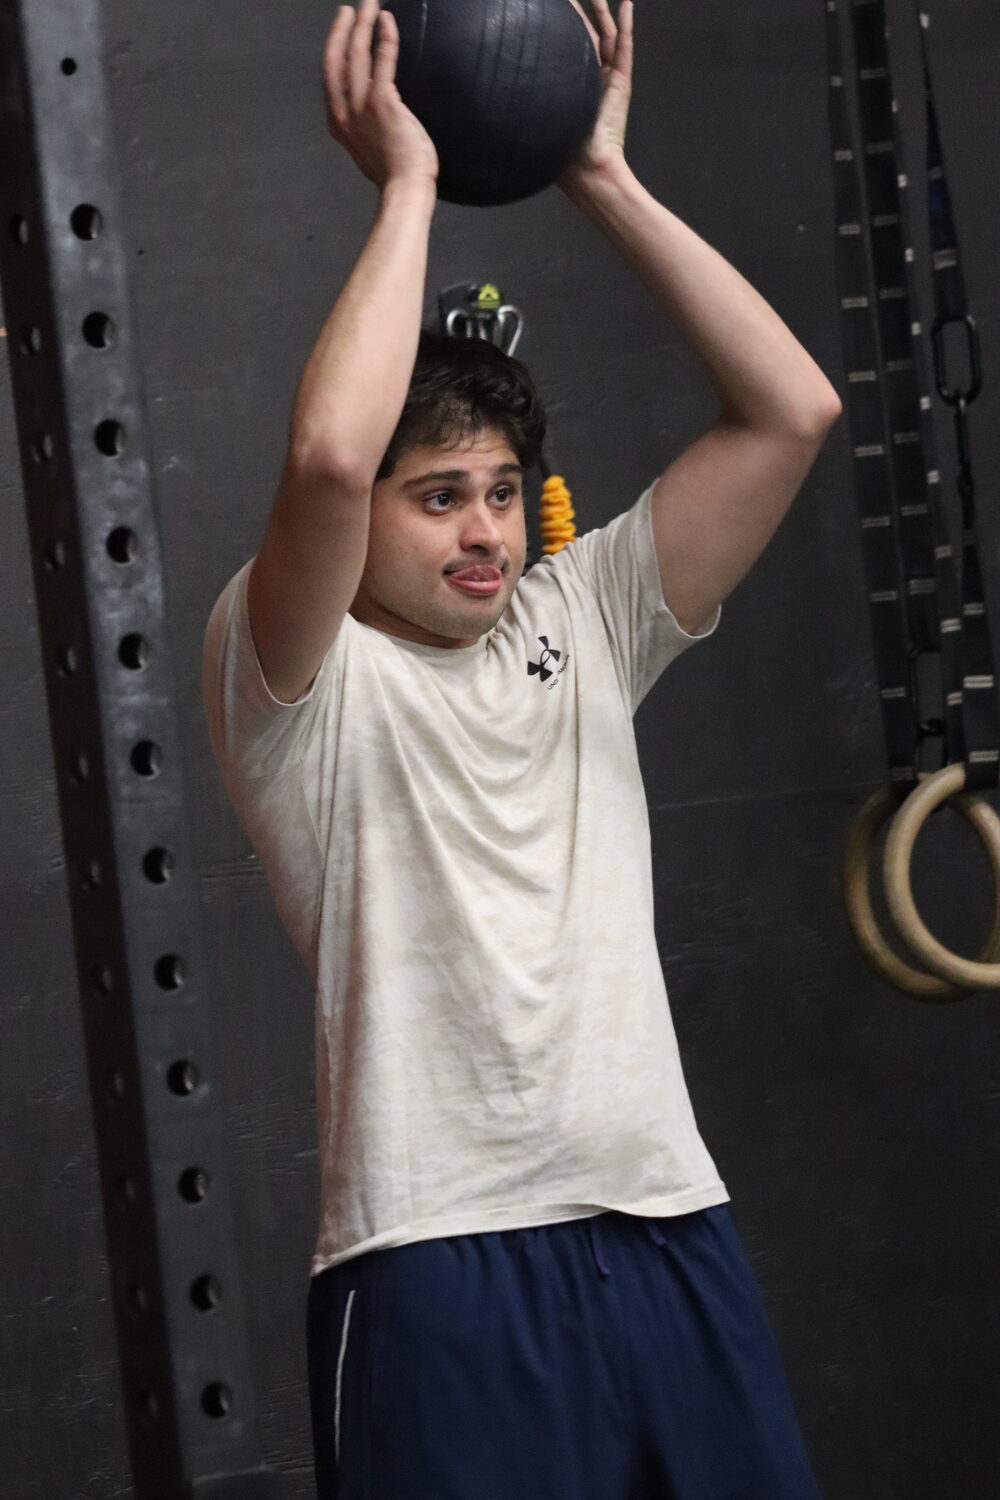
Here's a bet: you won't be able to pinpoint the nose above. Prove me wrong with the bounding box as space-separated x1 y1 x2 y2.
459 499 506 554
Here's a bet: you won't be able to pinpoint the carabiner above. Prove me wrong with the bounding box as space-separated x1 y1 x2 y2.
932 312 982 408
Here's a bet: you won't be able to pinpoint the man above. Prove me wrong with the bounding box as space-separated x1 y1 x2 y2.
203 2 841 1495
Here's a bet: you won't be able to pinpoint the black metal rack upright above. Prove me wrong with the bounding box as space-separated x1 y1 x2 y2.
0 2 276 1494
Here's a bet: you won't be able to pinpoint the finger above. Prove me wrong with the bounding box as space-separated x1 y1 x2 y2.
323 7 356 124
372 8 400 91
348 0 380 114
323 7 355 91
615 0 634 76
587 0 620 70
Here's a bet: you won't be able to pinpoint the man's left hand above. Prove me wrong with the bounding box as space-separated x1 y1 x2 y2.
559 0 635 189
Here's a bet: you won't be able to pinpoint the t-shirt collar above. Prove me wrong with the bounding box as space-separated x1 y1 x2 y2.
357 621 494 666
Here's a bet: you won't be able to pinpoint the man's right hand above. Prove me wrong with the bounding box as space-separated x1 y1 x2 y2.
323 1 439 192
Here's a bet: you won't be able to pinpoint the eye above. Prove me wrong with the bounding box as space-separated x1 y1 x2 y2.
494 485 522 509
424 486 517 513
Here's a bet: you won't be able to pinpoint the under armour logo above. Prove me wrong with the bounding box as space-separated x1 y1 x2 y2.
528 636 562 683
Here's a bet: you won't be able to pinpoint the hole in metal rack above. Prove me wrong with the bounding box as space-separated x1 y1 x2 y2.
201 1382 233 1420
81 857 102 891
107 526 137 564
43 539 67 570
19 326 42 355
116 1173 137 1203
154 954 186 991
56 644 77 676
71 203 102 240
10 215 30 245
32 432 54 463
178 1167 210 1204
83 311 115 349
118 633 150 670
143 847 174 884
139 1389 161 1421
95 418 126 456
69 750 91 784
127 1281 150 1314
167 1059 199 1096
190 1274 222 1312
130 740 162 777
61 57 78 76
91 964 114 996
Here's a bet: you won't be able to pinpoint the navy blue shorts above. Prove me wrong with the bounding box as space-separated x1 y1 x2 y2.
307 1204 821 1499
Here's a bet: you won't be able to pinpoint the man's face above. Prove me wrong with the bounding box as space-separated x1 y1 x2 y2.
349 429 528 649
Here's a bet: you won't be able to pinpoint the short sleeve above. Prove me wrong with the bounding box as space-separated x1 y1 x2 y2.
201 560 347 781
552 484 721 713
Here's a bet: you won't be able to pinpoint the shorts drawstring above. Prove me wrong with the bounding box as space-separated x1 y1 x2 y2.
586 1214 668 1276
587 1215 612 1278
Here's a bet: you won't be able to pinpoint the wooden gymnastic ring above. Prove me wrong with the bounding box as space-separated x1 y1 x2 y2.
845 786 970 999
843 780 1000 1000
883 763 1000 991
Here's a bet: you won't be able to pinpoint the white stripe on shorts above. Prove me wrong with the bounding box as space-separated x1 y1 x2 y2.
334 1289 357 1465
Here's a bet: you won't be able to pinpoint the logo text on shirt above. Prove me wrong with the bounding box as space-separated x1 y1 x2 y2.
527 636 571 690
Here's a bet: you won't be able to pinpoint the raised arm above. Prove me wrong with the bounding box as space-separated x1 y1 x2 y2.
561 1 842 636
247 1 438 704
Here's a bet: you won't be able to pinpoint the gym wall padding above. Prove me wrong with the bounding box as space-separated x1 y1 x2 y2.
1 1 998 1495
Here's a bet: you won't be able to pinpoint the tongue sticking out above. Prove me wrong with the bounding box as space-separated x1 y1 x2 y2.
449 566 502 583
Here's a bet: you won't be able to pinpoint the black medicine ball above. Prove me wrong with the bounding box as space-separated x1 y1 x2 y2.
381 0 602 207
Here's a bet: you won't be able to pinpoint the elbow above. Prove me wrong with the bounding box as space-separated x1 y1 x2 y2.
285 439 375 493
730 382 844 449
790 383 844 445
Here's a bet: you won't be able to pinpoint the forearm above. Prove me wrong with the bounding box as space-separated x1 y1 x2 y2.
286 175 437 478
562 160 840 436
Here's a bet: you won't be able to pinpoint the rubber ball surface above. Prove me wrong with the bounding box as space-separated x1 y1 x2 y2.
381 0 602 206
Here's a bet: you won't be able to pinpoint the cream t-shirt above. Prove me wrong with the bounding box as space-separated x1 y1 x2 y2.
203 482 729 1274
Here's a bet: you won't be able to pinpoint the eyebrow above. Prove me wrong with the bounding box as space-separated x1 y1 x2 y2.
401 463 524 490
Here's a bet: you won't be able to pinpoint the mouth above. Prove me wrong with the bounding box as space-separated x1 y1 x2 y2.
444 564 505 598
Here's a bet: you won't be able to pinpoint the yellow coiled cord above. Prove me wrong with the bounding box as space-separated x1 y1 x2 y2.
539 475 578 555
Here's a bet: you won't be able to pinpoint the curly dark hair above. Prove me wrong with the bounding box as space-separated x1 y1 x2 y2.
376 328 548 482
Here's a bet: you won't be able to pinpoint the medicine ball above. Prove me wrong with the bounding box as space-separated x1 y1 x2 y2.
381 0 602 207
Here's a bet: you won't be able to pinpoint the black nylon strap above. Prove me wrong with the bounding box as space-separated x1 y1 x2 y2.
917 7 1000 790
846 0 968 779
826 0 921 789
825 0 1000 792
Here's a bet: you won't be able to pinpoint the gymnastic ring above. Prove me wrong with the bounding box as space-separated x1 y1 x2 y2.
844 785 970 999
843 780 1000 1000
883 763 1000 992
